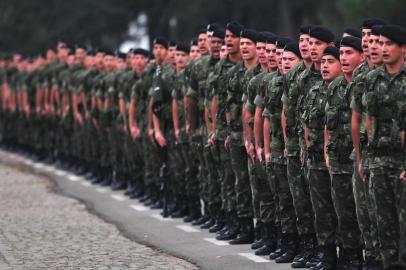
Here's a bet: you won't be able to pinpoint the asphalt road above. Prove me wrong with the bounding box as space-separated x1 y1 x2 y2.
2 150 292 270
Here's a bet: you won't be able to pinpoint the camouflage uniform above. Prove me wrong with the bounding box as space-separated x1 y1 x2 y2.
363 66 406 269
282 62 315 238
325 76 362 250
302 79 336 247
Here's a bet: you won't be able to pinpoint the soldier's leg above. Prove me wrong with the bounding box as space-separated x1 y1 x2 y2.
228 139 254 245
308 168 337 264
272 163 298 263
331 172 363 266
248 158 262 243
254 162 278 256
370 167 404 269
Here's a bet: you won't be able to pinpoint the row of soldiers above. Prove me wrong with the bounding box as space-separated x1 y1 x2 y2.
1 18 405 270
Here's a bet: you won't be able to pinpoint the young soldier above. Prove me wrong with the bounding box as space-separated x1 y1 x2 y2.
325 36 364 269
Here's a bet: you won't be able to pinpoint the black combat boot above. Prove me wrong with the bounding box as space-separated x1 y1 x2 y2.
183 197 201 222
362 255 381 270
292 233 318 268
251 221 264 250
337 248 363 270
255 223 277 255
275 233 299 263
216 214 240 241
111 173 127 190
171 196 189 218
100 169 113 186
192 214 211 226
200 217 215 229
309 245 337 270
229 217 254 245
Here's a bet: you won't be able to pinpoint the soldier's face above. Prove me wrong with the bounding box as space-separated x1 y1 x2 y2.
276 48 284 71
46 49 57 61
220 45 228 59
369 34 383 65
256 42 267 65
198 33 209 55
132 54 147 73
168 46 177 65
266 43 277 70
95 53 105 69
58 47 70 61
153 44 168 64
340 46 363 75
104 55 115 71
67 55 75 66
189 45 200 60
321 55 342 82
309 37 329 63
210 37 223 59
75 48 86 64
175 51 189 70
225 30 240 55
240 38 257 61
380 36 405 66
282 51 301 75
299 34 311 60
362 28 372 56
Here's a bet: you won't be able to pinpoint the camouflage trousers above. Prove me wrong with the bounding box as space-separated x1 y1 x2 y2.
211 139 235 214
286 155 315 236
352 160 380 258
273 163 297 235
331 172 362 249
308 168 337 246
143 138 160 186
370 166 406 268
229 136 252 219
248 158 266 220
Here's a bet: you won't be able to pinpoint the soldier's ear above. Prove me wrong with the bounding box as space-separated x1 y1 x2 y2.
401 44 406 57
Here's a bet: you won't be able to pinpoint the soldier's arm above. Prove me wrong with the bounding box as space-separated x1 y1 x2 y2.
263 115 271 164
281 104 288 143
172 96 180 141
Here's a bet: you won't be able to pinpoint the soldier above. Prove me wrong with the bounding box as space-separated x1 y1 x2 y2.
210 21 243 240
189 39 200 60
351 19 387 270
364 24 406 270
251 32 279 256
281 25 318 269
325 36 364 269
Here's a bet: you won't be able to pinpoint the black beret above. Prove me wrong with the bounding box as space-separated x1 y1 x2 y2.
380 24 406 46
334 38 342 48
131 48 150 58
103 49 114 56
260 32 277 43
276 37 293 49
74 44 87 50
371 25 384 36
190 38 198 46
257 32 267 43
176 43 190 54
309 26 335 43
266 33 278 44
207 23 223 32
362 18 387 29
168 40 177 47
226 21 244 36
116 51 127 59
343 28 362 39
284 42 302 58
86 49 96 56
323 46 340 60
300 25 312 35
340 36 363 52
240 29 258 43
212 28 225 39
198 28 207 35
153 37 168 49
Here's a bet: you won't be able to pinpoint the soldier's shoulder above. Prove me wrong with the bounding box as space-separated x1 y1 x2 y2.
286 61 305 81
329 75 345 90
365 66 384 82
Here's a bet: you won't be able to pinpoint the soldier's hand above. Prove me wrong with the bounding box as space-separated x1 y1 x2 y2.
400 170 406 182
155 132 167 147
131 127 140 139
174 128 180 142
284 148 288 158
207 132 215 145
148 127 154 141
256 147 263 163
265 151 271 164
357 162 365 181
247 143 256 163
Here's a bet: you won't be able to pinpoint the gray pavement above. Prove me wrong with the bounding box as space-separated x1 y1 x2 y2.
0 150 292 270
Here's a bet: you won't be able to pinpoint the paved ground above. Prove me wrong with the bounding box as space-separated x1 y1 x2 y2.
0 150 292 270
0 152 197 270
